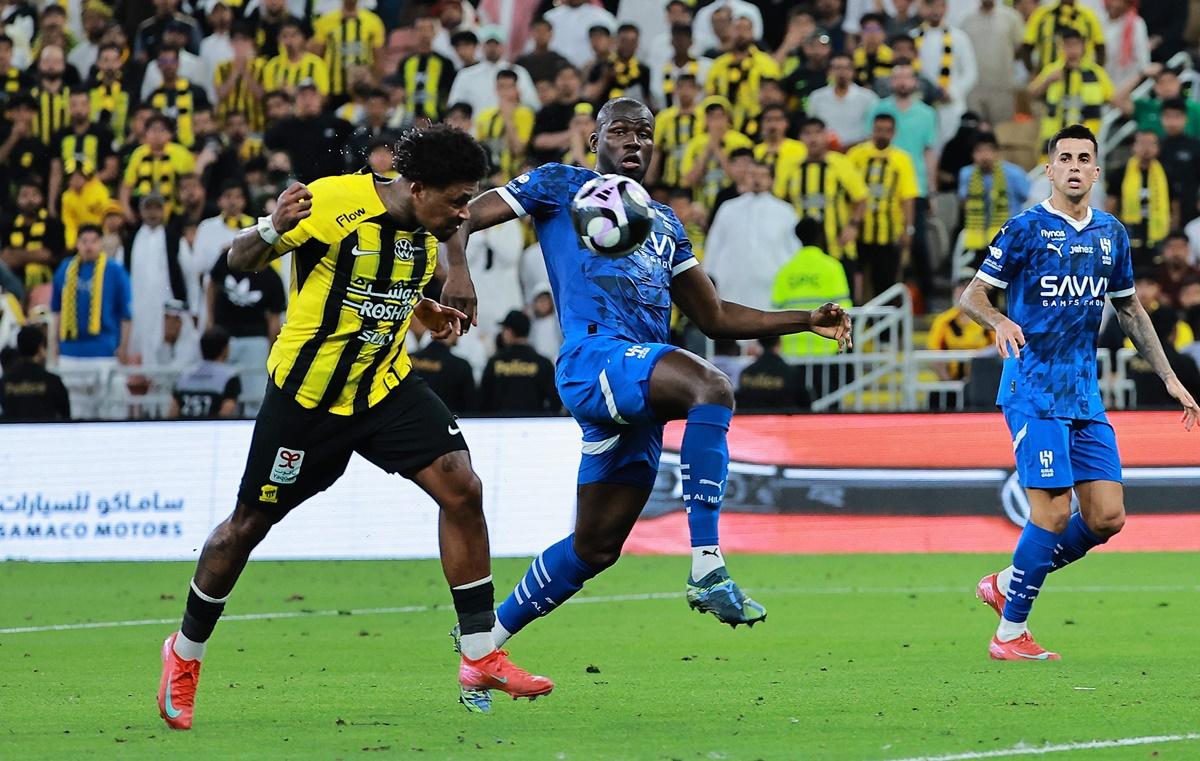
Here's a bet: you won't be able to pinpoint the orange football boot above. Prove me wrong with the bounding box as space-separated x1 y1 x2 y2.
158 633 202 729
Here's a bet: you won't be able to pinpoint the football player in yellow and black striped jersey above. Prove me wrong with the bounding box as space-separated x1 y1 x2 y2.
155 126 554 734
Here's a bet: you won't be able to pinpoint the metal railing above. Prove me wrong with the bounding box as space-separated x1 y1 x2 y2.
799 283 914 412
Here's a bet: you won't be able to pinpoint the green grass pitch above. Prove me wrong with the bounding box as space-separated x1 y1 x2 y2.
2 553 1198 760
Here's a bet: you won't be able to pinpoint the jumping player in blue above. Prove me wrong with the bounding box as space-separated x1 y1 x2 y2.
441 97 850 680
960 124 1199 661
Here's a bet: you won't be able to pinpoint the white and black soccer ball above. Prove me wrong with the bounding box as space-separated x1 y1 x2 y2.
570 174 656 257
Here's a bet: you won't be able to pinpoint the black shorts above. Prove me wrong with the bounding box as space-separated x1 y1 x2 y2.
238 372 468 517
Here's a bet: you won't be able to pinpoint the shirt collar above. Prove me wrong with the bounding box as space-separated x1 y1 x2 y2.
1040 198 1092 232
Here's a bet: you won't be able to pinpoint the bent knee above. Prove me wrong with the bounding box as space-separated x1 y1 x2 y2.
1089 509 1126 539
574 538 622 571
439 471 484 515
692 370 734 409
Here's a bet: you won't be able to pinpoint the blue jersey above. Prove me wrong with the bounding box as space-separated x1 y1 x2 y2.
497 163 698 347
976 200 1135 420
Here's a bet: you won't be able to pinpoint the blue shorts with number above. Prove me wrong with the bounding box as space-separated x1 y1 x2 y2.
1003 407 1123 489
556 336 677 488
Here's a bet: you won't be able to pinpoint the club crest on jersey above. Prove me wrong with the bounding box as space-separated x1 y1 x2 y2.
1100 237 1112 264
270 447 305 484
394 238 415 261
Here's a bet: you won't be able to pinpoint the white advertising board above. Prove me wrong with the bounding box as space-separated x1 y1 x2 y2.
0 418 582 561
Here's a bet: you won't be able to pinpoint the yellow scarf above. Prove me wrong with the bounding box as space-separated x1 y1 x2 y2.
914 26 953 92
1120 157 1170 248
609 54 643 99
964 166 1008 249
60 253 107 341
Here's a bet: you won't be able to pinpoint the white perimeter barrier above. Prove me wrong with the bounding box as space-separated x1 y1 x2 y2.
0 419 582 561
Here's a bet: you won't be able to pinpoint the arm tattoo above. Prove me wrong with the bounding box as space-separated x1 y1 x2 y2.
1114 296 1174 379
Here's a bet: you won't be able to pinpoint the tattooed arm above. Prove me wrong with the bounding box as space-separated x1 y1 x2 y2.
1112 294 1200 429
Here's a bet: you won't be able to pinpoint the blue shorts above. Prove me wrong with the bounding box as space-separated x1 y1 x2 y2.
1003 407 1123 489
556 337 676 487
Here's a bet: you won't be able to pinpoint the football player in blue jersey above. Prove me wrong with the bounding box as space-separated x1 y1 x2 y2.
960 124 1200 661
440 96 851 688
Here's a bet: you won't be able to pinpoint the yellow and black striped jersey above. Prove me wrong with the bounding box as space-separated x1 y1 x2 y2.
32 85 70 145
313 8 385 97
475 105 535 182
845 143 919 246
397 52 454 121
268 173 439 414
89 80 130 143
778 152 869 261
214 58 267 131
653 105 703 189
262 51 330 95
122 142 196 204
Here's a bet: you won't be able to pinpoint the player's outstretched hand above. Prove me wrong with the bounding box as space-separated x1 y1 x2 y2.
1165 374 1200 431
994 317 1025 358
810 302 853 352
271 182 313 234
414 298 468 340
440 270 479 333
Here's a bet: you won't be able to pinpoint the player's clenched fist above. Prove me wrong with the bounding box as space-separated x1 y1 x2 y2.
272 182 313 234
810 302 853 352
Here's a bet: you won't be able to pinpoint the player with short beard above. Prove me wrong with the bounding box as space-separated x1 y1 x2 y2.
960 124 1199 660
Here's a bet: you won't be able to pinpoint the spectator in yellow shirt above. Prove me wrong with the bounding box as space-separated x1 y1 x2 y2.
680 97 753 211
1021 0 1105 75
706 14 780 135
61 166 112 249
927 278 995 380
476 69 535 185
1028 29 1112 154
311 0 385 106
119 113 196 220
753 104 807 198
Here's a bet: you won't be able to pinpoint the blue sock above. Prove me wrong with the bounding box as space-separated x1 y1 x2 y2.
1051 512 1106 570
495 534 598 637
1002 522 1061 625
682 404 732 549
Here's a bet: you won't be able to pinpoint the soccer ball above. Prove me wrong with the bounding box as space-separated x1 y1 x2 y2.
570 174 656 257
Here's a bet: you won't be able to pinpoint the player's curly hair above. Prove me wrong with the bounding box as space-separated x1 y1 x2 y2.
394 124 489 189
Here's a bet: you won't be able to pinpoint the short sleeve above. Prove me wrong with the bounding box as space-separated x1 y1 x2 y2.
274 215 316 254
896 154 919 201
1022 10 1040 45
976 221 1026 289
223 375 242 401
666 209 698 278
1108 224 1135 298
836 157 869 203
496 163 581 220
122 152 140 186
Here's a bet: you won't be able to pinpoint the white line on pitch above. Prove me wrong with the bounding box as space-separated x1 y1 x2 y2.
1 584 1196 636
880 732 1200 761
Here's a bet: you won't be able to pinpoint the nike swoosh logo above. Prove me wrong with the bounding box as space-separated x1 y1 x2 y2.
350 246 380 257
448 425 462 436
164 682 183 718
493 676 507 684
1014 651 1051 660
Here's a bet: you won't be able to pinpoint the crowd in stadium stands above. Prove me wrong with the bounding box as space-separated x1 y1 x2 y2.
3 0 1200 421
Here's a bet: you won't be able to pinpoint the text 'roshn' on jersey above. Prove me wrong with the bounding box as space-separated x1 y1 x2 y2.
268 173 439 415
976 200 1134 420
496 163 698 348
